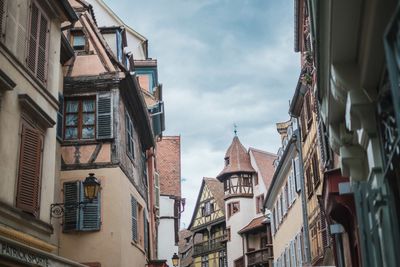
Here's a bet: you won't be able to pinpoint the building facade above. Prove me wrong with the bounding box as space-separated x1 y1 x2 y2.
308 0 400 266
265 120 305 267
157 136 183 266
0 0 86 265
55 1 164 266
189 177 228 267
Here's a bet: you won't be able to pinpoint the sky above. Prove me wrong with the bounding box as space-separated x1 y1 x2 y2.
103 0 300 228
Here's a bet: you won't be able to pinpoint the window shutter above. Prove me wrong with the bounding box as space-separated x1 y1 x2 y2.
16 124 42 216
80 183 101 231
26 2 49 83
294 157 301 192
96 93 113 139
5 0 28 62
291 240 296 267
63 181 79 231
270 211 275 236
57 93 64 140
131 196 138 241
321 216 329 248
291 168 296 202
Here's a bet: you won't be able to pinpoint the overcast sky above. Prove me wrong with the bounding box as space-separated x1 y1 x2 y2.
104 0 300 228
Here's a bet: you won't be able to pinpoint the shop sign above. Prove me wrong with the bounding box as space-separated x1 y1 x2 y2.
0 241 49 266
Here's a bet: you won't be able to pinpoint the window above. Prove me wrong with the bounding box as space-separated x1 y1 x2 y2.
201 255 209 267
16 121 43 217
202 201 213 216
227 201 240 218
224 179 230 192
224 157 230 166
256 194 264 214
219 250 227 267
242 174 252 187
125 111 135 158
63 181 101 231
27 2 50 84
254 174 259 185
225 227 231 241
131 196 138 242
71 30 86 51
64 98 96 140
312 152 320 189
306 166 313 198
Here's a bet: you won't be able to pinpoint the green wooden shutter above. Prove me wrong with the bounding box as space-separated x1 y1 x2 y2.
16 124 42 216
96 93 113 139
63 181 79 231
80 182 101 231
131 196 137 242
57 93 63 140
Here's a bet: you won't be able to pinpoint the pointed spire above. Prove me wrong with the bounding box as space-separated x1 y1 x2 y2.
234 123 238 137
217 135 255 181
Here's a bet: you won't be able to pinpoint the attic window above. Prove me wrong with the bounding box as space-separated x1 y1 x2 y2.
72 31 86 51
224 157 230 166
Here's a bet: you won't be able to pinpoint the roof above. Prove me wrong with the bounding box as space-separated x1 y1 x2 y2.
178 229 193 267
238 216 267 234
249 148 277 189
204 178 225 215
157 136 181 197
217 136 255 181
188 177 225 230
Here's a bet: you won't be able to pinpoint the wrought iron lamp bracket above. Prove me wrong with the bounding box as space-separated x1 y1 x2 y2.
50 201 92 220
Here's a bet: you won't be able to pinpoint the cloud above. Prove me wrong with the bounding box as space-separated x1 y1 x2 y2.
104 0 299 228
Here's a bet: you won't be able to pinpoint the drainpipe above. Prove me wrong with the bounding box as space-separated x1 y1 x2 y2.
294 123 312 264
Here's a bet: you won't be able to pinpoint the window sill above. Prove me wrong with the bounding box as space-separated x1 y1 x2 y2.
61 139 100 146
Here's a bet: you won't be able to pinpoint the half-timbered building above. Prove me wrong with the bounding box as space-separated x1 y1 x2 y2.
189 177 228 267
55 1 160 266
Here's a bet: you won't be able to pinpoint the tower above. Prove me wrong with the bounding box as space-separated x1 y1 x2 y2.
217 136 256 267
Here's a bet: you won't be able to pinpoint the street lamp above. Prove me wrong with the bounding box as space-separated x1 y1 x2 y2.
50 173 101 220
171 253 179 267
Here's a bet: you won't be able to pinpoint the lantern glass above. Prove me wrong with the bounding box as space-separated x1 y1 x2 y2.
83 173 100 201
172 253 179 267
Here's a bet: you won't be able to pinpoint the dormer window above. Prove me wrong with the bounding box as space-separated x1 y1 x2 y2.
71 31 86 51
224 157 230 166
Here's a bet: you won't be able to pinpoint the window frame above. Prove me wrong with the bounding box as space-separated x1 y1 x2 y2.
63 97 96 141
125 110 135 159
227 201 240 218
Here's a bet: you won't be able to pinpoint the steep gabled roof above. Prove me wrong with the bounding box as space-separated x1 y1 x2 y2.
188 177 225 230
249 148 277 190
217 136 255 181
204 178 224 215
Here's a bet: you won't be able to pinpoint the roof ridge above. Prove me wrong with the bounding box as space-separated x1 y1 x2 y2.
249 147 277 157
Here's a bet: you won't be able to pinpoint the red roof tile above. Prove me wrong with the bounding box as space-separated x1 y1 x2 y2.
249 148 277 190
238 216 266 234
157 136 181 196
217 136 255 180
204 178 225 215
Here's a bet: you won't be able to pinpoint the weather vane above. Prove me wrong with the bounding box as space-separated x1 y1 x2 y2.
234 123 238 136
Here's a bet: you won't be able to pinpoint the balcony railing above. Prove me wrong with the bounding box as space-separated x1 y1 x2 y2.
246 246 273 266
193 234 228 255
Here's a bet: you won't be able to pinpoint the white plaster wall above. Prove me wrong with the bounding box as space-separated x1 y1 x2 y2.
87 0 147 60
158 195 178 266
226 197 255 267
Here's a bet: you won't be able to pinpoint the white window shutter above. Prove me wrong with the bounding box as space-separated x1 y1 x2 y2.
294 157 301 192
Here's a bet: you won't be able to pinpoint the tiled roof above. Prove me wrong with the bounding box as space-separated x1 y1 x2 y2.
157 136 181 197
178 229 193 267
238 216 266 234
204 178 225 215
249 148 277 190
217 136 255 180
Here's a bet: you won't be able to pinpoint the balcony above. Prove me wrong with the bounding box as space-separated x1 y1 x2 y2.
246 246 273 267
193 234 228 256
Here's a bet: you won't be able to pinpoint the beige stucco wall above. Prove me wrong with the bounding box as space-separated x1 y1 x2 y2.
0 13 62 227
272 195 303 258
59 167 148 267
